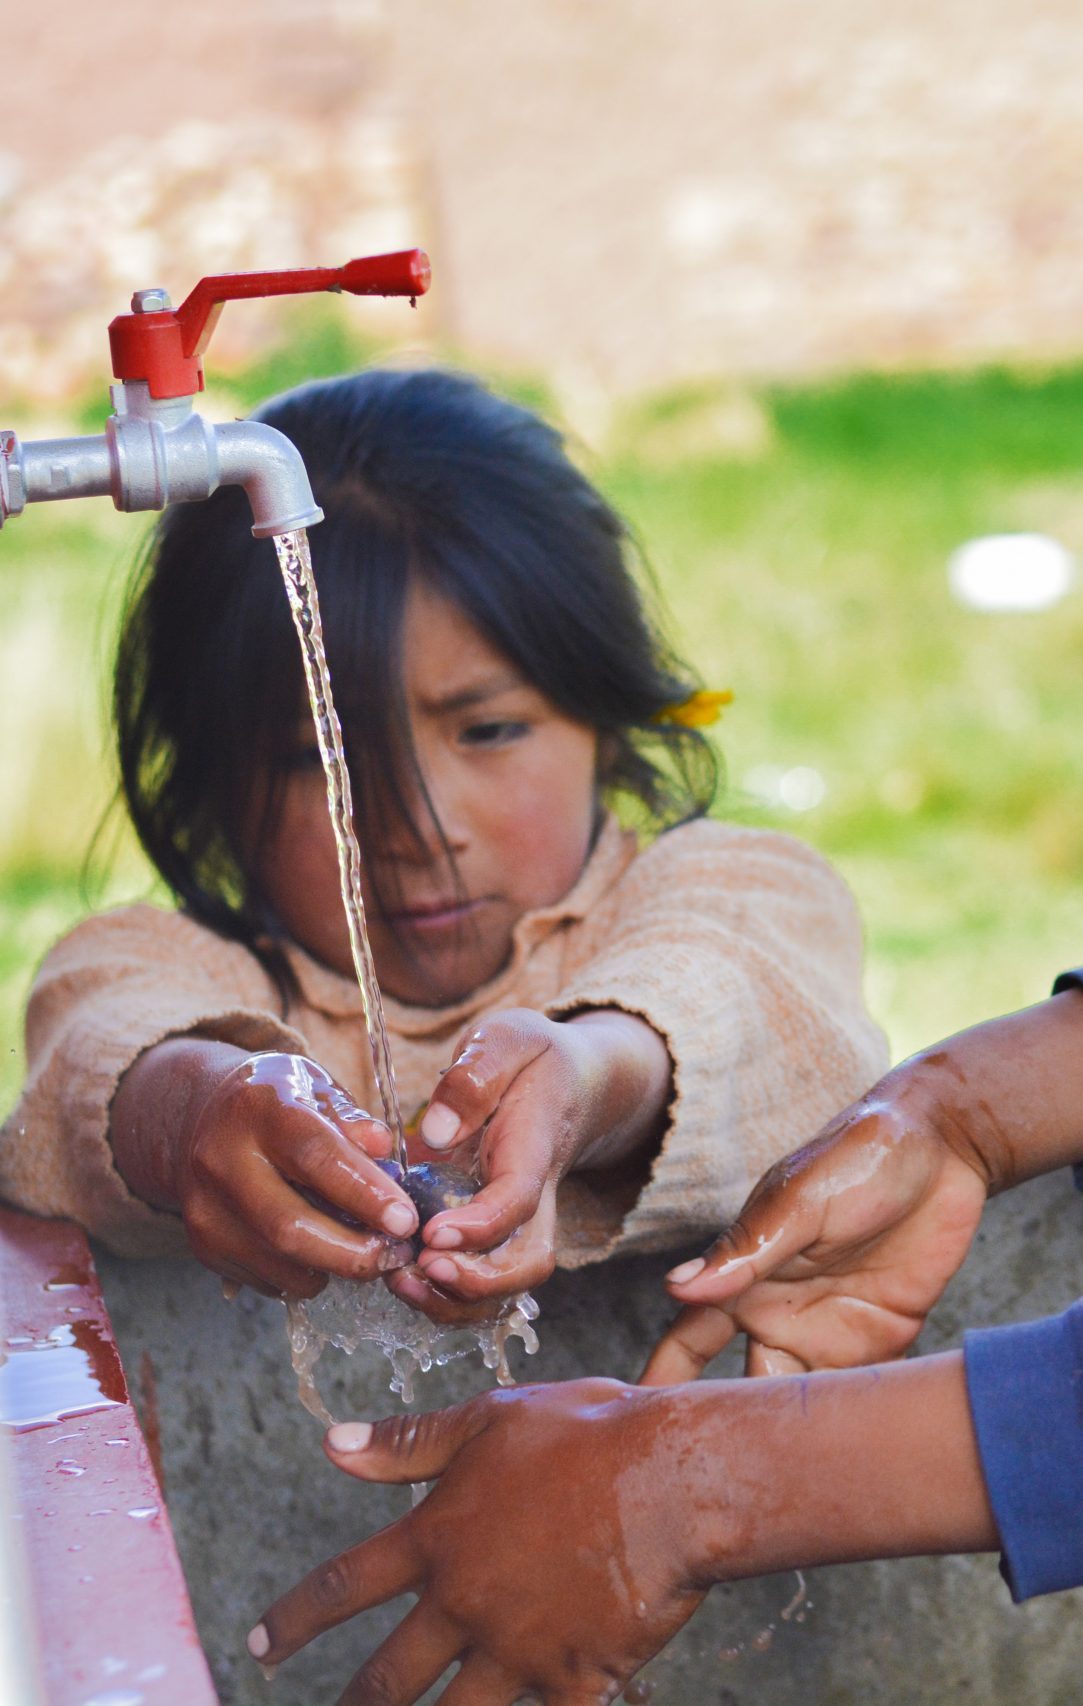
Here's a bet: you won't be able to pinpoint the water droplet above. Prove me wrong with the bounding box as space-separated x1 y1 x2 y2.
127 1506 159 1522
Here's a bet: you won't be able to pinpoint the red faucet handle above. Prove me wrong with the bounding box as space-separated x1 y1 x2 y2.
109 250 431 401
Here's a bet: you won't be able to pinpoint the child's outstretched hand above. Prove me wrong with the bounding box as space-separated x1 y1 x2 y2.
110 1042 418 1298
640 1067 990 1384
386 1007 672 1323
247 1355 995 1699
247 1380 709 1701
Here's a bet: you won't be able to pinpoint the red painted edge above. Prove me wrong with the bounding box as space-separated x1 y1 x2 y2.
0 1204 219 1705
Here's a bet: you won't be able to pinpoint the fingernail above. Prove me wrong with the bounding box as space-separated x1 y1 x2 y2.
426 1224 463 1250
247 1623 271 1659
420 1103 461 1149
666 1256 707 1286
422 1256 458 1286
327 1421 373 1453
382 1202 417 1236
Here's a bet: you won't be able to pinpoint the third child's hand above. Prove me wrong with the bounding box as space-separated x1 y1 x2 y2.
641 1065 989 1384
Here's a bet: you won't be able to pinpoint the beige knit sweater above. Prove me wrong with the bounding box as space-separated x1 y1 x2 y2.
0 815 888 1266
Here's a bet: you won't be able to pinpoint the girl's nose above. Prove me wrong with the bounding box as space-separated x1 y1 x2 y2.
376 770 469 866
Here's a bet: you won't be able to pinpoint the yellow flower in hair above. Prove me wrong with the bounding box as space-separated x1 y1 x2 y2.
654 688 733 729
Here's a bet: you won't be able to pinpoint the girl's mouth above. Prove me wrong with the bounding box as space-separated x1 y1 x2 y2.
388 897 487 934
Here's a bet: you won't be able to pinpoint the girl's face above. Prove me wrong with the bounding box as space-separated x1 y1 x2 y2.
257 578 600 1006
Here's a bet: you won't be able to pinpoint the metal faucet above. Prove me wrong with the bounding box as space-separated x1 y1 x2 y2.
0 251 430 539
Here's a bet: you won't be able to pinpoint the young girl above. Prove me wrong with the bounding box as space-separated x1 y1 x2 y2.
0 367 887 1318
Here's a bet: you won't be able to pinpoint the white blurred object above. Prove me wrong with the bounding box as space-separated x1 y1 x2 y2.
947 533 1076 612
743 763 827 812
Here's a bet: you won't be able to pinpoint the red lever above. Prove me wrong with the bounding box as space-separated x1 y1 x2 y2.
108 250 431 401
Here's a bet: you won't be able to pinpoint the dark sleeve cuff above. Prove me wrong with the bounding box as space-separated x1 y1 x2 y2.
964 1301 1083 1601
1050 972 1083 1191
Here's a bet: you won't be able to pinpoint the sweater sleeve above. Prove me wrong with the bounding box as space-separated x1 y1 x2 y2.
964 1299 1083 1601
545 819 889 1267
0 905 311 1258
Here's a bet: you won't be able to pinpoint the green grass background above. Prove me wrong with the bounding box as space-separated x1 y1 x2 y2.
3 314 1083 1117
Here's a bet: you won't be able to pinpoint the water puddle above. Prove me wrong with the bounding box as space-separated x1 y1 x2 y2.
0 1321 126 1433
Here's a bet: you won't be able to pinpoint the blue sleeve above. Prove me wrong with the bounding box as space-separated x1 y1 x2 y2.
964 1299 1083 1601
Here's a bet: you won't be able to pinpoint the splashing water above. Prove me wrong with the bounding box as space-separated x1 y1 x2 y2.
287 1283 541 1416
273 528 540 1414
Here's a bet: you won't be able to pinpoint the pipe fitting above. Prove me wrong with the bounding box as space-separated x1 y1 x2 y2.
213 420 324 538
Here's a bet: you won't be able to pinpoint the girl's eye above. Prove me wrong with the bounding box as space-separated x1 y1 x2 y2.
458 719 529 749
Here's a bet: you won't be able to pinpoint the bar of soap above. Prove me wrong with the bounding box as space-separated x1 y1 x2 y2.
401 1162 477 1227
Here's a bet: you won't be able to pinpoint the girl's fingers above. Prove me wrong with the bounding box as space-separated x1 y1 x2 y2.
423 1166 543 1255
253 1519 420 1664
414 1225 554 1305
336 1603 460 1706
423 1105 558 1254
637 1304 738 1386
384 1265 513 1326
212 1258 296 1301
184 1200 330 1298
267 1110 419 1241
420 1012 551 1153
217 1160 414 1283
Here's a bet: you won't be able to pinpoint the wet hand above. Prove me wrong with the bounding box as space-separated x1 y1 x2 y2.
175 1051 418 1298
389 1008 671 1322
248 1380 707 1703
641 1071 989 1384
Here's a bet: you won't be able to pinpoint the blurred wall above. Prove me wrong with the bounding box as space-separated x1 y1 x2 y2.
4 0 1083 397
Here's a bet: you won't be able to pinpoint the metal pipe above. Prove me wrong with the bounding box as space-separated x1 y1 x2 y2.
17 434 113 507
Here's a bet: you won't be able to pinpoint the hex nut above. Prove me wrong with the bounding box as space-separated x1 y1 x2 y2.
130 287 172 314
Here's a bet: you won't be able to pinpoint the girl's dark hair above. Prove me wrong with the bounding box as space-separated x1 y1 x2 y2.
114 367 717 956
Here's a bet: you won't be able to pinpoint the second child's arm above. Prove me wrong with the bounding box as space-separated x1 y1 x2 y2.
643 987 1083 1383
248 1353 995 1700
110 1040 420 1297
